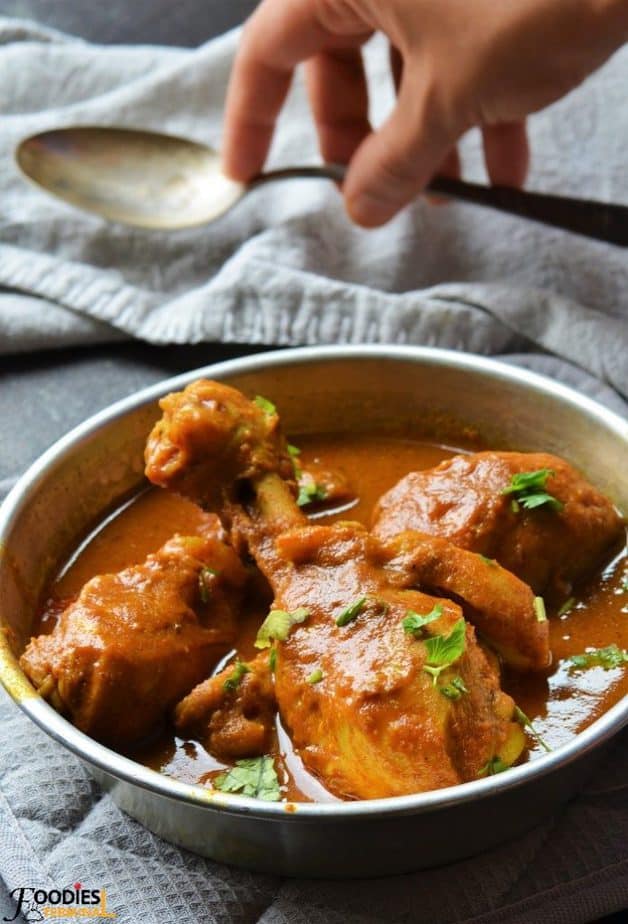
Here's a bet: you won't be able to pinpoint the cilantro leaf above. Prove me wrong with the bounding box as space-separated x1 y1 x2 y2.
502 469 563 512
254 607 309 649
423 618 467 684
440 676 469 700
297 480 327 507
306 668 324 684
569 644 628 671
557 597 576 617
223 660 250 692
335 597 367 627
253 395 277 416
287 443 303 480
533 596 547 623
402 603 443 636
478 756 510 777
519 492 563 511
514 705 552 752
502 469 555 494
214 756 281 801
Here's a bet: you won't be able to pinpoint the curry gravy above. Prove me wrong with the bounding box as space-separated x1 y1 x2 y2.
38 435 628 801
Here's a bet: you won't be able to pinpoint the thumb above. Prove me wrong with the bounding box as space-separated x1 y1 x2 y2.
343 68 463 227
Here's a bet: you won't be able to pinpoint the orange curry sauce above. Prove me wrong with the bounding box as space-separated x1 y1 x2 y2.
37 435 628 802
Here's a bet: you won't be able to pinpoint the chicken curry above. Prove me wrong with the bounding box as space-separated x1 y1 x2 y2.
21 381 628 803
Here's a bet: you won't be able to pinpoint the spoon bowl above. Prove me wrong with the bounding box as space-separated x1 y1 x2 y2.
16 127 246 228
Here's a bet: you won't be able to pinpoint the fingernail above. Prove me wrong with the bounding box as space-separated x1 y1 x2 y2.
346 191 397 228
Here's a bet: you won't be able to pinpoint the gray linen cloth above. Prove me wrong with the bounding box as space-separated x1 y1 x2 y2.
0 17 627 924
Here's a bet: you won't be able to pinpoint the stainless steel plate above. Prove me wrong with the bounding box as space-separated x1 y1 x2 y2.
1 346 627 877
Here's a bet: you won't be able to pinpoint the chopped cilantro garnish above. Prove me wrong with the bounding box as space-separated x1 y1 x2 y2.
440 676 469 700
534 596 547 623
557 597 576 617
253 395 277 416
423 618 467 685
254 607 309 649
297 480 327 507
269 648 277 672
223 660 250 692
503 469 554 494
478 756 510 777
514 705 552 752
288 443 303 480
307 668 324 684
402 603 443 636
198 566 218 603
569 645 628 671
214 756 281 801
478 554 496 566
502 469 563 513
519 492 563 511
335 597 367 627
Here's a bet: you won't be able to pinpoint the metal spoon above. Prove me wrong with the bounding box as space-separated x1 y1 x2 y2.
15 126 627 245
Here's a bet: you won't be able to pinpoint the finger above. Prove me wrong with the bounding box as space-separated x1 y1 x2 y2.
222 0 336 181
222 0 371 181
344 67 463 227
305 46 371 166
425 146 461 205
438 147 461 180
390 45 458 207
389 44 403 93
482 121 529 187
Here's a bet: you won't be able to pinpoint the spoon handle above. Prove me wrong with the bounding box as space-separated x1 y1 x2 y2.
427 175 628 248
260 165 627 247
253 165 347 185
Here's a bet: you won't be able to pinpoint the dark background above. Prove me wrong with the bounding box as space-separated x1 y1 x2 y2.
0 3 625 923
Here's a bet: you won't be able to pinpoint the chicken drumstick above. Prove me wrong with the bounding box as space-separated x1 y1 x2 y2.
146 381 535 799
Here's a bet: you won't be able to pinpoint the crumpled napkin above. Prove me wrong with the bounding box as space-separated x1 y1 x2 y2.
0 18 626 401
0 17 627 924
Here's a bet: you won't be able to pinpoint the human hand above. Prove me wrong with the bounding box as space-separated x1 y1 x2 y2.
223 0 628 227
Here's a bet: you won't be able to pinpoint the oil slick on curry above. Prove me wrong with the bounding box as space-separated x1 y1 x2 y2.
20 381 628 803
